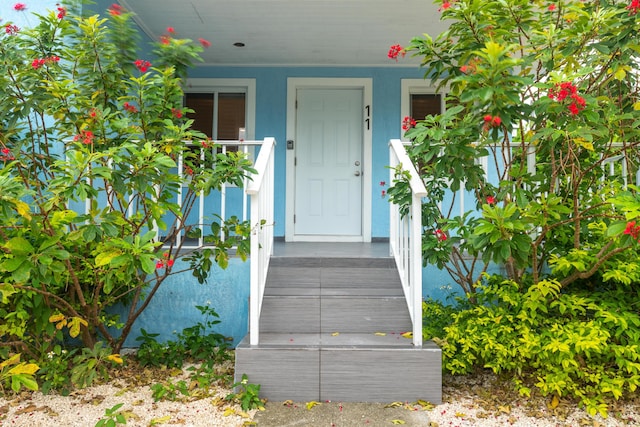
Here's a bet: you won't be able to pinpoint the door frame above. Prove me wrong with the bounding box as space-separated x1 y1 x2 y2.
285 78 372 242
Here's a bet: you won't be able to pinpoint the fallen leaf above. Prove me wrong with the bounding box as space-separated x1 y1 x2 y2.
223 407 236 417
401 332 413 339
455 411 466 418
331 332 340 336
283 400 294 407
548 395 559 409
498 405 511 414
414 399 434 410
306 401 321 410
374 332 387 336
391 420 406 425
428 422 439 427
150 415 172 425
243 422 257 426
384 401 404 408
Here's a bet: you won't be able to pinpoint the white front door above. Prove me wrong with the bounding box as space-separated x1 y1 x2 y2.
294 88 363 237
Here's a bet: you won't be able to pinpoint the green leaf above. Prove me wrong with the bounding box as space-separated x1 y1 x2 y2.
4 237 34 255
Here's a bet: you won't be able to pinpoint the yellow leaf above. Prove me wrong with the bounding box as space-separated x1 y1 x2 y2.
415 399 434 410
573 138 594 151
331 332 340 336
55 319 67 330
8 362 39 376
391 420 406 425
306 401 321 410
401 331 413 339
107 354 124 365
498 405 511 414
0 354 21 369
223 407 236 417
165 145 172 154
384 401 404 408
68 317 88 338
283 400 294 407
48 313 65 323
549 395 560 409
374 332 387 336
14 201 31 220
455 412 466 418
243 422 258 426
634 102 640 111
150 415 172 425
237 411 250 418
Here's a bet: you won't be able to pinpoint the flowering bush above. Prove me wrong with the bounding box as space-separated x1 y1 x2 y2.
390 0 640 297
389 0 640 414
0 2 254 361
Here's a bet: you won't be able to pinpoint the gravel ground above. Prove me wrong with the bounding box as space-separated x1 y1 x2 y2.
1 367 638 426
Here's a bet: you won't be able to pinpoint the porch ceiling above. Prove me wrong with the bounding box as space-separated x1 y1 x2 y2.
118 0 449 67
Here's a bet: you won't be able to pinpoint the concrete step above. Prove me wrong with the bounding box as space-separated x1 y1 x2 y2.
235 334 442 403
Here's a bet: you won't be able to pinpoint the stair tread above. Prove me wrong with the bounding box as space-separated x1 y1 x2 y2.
239 332 425 348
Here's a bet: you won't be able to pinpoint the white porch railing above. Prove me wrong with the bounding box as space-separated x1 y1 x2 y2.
246 137 276 346
389 139 427 348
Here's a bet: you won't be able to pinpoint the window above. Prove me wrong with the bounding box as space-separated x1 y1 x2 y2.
185 92 247 141
165 79 256 248
400 79 446 141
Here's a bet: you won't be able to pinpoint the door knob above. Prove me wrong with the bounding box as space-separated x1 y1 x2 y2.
354 171 361 176
354 161 360 166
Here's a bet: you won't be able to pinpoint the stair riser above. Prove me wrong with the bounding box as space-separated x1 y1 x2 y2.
259 297 412 333
235 345 442 403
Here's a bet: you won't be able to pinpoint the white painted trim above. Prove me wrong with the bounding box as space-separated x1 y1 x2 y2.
185 78 256 140
400 79 447 141
285 78 373 242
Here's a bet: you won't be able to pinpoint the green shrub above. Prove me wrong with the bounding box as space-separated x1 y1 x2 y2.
438 274 640 417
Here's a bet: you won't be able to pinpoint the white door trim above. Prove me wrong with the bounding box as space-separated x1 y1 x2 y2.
285 78 372 242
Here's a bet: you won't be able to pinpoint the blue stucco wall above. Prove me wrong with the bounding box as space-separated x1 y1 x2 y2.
120 258 250 348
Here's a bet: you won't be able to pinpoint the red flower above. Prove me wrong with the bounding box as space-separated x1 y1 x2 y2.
380 181 386 186
381 190 386 198
171 108 183 119
73 130 95 145
628 0 640 15
402 116 416 131
388 44 405 62
57 6 67 19
1 147 15 161
439 1 451 11
166 26 176 34
482 115 501 130
108 3 123 16
123 102 138 113
549 82 585 115
624 221 640 240
199 38 211 48
134 59 151 72
435 229 447 242
14 3 27 11
166 259 175 267
548 4 556 11
89 109 98 118
5 24 20 35
184 166 194 176
486 195 496 205
567 103 580 115
483 115 492 123
491 116 501 127
155 261 164 269
160 35 171 45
